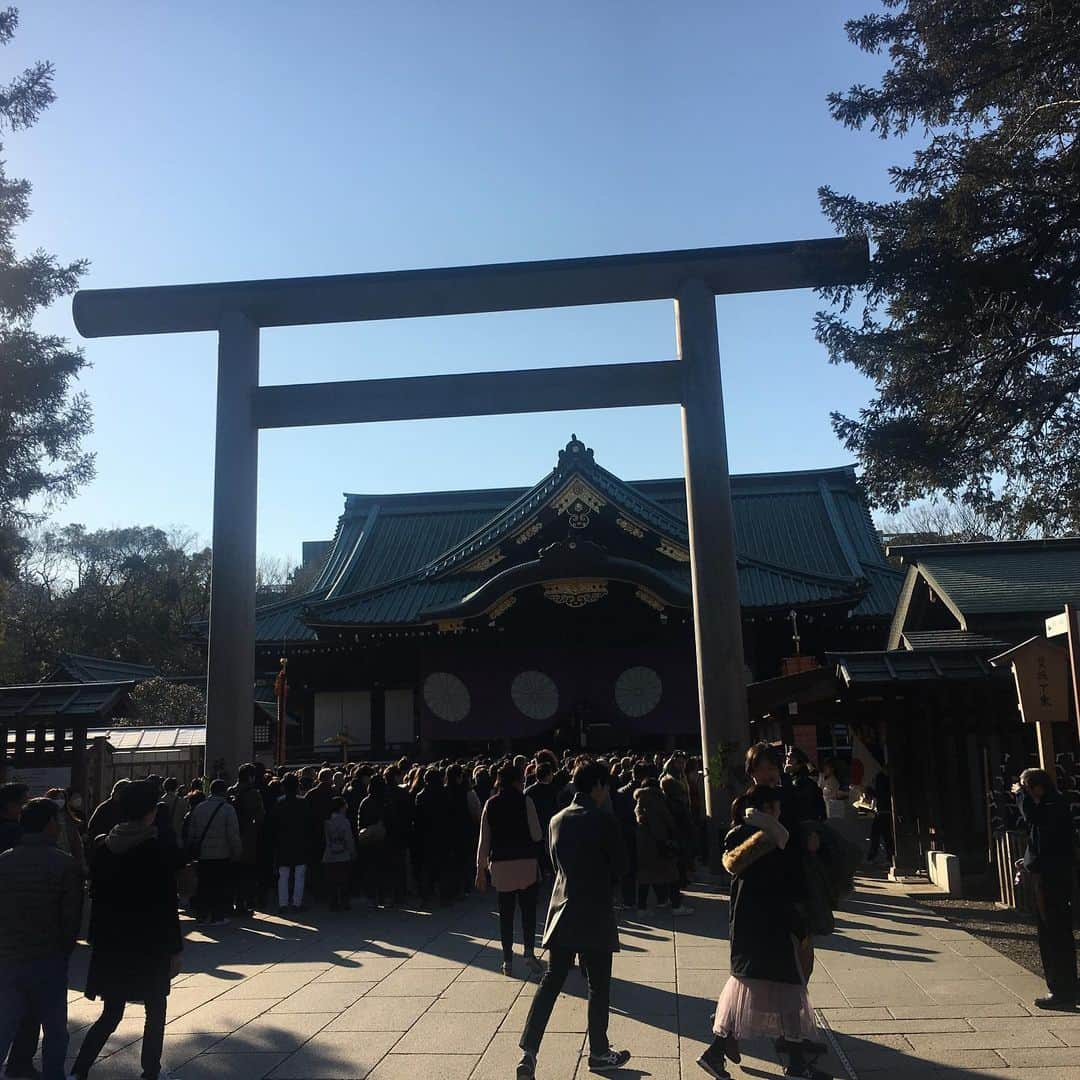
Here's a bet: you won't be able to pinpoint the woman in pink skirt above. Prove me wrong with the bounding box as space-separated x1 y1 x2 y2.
698 785 830 1080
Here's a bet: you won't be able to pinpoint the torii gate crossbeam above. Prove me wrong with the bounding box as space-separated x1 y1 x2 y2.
73 235 868 853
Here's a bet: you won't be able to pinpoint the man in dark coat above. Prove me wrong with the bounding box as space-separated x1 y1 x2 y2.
71 781 182 1080
516 762 631 1079
0 797 83 1080
1013 768 1078 1010
85 779 131 846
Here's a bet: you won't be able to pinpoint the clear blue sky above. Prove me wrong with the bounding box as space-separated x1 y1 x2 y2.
11 0 899 562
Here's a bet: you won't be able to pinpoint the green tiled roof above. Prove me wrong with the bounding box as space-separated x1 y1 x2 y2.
0 681 136 720
48 654 157 684
256 443 900 642
891 539 1080 616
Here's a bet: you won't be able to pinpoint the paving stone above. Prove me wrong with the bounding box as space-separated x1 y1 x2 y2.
226 970 323 999
86 1032 221 1075
967 1015 1080 1032
367 1053 478 1079
363 968 459 997
269 984 371 1013
574 1055 680 1078
831 1017 974 1035
472 1031 584 1079
611 956 677 983
207 1012 338 1053
323 995 436 1032
822 1006 892 1022
500 993 586 1033
889 1002 1033 1019
906 1029 1064 1051
947 939 1002 958
608 980 679 1017
673 945 728 969
167 998 273 1033
269 1030 400 1078
181 1052 289 1080
915 979 1026 1005
393 1009 502 1054
604 1015 679 1058
998 1046 1080 1067
430 980 522 1012
314 957 407 983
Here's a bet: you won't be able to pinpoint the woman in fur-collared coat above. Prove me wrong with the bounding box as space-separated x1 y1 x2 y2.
695 786 829 1080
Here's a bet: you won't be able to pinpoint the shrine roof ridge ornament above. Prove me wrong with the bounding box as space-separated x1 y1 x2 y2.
72 236 868 337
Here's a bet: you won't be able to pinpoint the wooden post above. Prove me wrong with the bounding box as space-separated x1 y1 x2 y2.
1035 721 1056 771
1066 603 1080 748
205 313 260 776
676 280 751 867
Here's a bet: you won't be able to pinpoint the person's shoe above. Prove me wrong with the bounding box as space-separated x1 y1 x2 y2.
277 905 289 915
1035 994 1078 1011
588 1048 631 1072
501 959 513 976
783 1065 831 1079
524 954 545 978
695 1044 731 1078
8 1066 43 1080
209 917 230 926
722 1035 742 1064
656 899 671 908
670 904 695 917
516 1051 537 1079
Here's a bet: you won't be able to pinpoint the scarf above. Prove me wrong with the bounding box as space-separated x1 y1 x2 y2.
744 808 789 850
105 821 158 854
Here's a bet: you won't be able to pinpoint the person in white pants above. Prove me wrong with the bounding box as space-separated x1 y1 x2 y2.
267 773 314 914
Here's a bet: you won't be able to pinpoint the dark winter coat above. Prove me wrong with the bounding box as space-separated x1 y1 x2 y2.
413 783 452 869
232 782 266 865
722 822 806 985
0 834 83 963
787 773 827 824
267 795 315 867
542 793 626 954
1017 789 1077 873
660 774 696 869
634 785 679 886
524 780 559 838
85 831 181 1003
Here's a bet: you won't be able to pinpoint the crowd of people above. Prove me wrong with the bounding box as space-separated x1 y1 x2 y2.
4 739 1059 1080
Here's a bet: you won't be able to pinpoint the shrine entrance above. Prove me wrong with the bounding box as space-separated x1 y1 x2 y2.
73 236 867 855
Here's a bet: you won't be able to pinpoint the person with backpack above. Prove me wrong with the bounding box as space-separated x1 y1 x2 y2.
185 779 241 925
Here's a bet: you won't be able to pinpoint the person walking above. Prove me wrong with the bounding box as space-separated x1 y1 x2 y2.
635 779 693 915
186 778 241 924
476 764 545 978
865 768 894 865
1013 768 1078 1010
516 762 631 1079
71 781 183 1080
160 778 188 841
698 785 828 1080
86 779 131 844
323 796 357 911
0 797 84 1080
268 773 314 913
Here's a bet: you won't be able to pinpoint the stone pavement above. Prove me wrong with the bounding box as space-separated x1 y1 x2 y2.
57 876 1079 1079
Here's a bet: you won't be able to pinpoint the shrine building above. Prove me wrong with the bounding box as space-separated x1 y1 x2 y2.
255 437 902 758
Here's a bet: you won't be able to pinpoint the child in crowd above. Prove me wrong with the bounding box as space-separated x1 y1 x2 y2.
323 796 357 911
698 785 830 1080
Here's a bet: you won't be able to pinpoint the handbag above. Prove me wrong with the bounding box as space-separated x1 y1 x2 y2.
356 820 387 846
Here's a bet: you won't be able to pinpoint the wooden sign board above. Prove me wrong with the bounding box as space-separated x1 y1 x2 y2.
1045 611 1070 639
994 637 1070 724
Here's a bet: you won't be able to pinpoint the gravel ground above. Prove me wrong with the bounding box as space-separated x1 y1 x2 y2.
913 890 1080 978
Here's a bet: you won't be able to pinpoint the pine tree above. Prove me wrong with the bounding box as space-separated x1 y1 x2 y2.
818 1 1080 533
0 7 92 575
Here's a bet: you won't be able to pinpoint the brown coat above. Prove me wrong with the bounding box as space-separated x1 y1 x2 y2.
634 785 679 886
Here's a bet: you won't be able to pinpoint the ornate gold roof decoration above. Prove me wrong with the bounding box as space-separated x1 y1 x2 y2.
543 579 608 608
657 538 691 563
552 478 606 515
487 594 517 622
617 516 645 539
462 549 505 573
635 587 666 613
436 618 465 633
513 521 543 545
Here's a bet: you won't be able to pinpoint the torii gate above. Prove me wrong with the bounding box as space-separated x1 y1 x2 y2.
73 236 867 846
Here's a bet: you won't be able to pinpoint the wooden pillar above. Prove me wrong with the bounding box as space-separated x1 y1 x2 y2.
205 312 260 777
884 702 922 877
675 279 751 866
